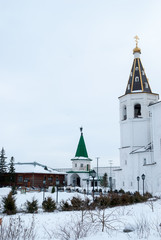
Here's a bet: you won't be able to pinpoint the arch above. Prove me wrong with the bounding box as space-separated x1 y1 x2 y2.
134 104 141 118
70 173 81 187
122 105 127 120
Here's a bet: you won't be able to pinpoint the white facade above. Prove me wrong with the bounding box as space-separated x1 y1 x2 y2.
116 45 161 195
67 156 92 189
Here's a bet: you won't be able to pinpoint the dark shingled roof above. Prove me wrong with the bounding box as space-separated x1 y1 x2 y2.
125 54 152 95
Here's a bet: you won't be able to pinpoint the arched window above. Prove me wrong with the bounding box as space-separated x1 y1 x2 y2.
123 105 127 120
134 104 141 118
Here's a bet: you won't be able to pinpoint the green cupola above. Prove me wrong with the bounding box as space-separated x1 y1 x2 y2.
71 127 92 162
75 127 88 158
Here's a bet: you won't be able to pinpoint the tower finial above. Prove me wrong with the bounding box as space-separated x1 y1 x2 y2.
80 127 83 133
134 35 139 48
133 35 141 54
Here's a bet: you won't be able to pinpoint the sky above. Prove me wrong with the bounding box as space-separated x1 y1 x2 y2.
0 0 161 169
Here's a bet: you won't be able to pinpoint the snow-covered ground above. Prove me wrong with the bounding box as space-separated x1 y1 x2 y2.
1 187 161 239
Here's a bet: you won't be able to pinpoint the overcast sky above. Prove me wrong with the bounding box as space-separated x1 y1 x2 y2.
0 0 161 169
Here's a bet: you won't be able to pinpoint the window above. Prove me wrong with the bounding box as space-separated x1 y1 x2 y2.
144 82 148 88
135 67 139 71
143 158 146 165
18 176 23 182
135 76 139 82
131 182 133 186
125 160 127 165
24 178 29 183
80 163 83 168
75 163 77 167
128 84 131 90
134 104 141 118
130 72 133 77
48 177 53 182
142 70 145 75
123 181 125 186
123 105 127 120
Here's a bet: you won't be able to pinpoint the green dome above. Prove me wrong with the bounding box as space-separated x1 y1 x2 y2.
75 129 88 158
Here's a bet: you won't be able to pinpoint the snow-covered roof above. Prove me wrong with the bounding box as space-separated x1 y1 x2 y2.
130 143 152 154
14 162 66 175
71 156 92 161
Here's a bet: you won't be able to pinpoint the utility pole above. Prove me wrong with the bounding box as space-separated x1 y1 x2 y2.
96 157 99 191
109 160 113 191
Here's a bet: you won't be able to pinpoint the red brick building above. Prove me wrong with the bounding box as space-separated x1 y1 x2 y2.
0 162 66 188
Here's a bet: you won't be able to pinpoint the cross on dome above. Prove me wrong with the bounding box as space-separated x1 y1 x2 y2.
134 35 139 48
133 35 141 54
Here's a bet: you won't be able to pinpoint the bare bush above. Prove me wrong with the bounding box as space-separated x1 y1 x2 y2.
134 215 151 239
44 216 94 240
0 215 36 240
146 198 157 212
93 208 122 233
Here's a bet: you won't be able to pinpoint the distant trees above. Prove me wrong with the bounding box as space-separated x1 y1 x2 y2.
0 148 16 187
0 148 7 173
100 173 108 189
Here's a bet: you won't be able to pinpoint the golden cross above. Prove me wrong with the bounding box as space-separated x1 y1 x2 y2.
134 35 139 47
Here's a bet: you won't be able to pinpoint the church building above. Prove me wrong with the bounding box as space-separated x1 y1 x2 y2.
67 127 92 188
116 37 161 195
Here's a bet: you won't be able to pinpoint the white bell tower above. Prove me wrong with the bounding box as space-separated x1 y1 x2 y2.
117 36 159 191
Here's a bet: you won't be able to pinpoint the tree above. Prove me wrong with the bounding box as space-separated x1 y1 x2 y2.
0 148 7 173
9 156 15 174
9 156 16 192
100 173 108 189
42 197 56 212
2 191 17 215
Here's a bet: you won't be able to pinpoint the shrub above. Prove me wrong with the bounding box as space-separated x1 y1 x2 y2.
60 200 72 211
119 189 125 194
26 198 38 213
144 192 153 199
42 197 56 212
120 193 132 205
2 191 17 215
109 193 120 207
71 197 83 210
96 196 110 209
0 216 36 239
51 186 55 193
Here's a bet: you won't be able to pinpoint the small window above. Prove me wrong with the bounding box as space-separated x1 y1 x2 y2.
123 181 125 186
143 158 146 165
130 72 133 77
80 163 83 168
125 160 127 165
144 82 148 88
135 76 139 82
135 67 139 71
48 177 53 182
131 182 133 186
24 178 29 183
128 84 131 90
18 176 23 182
123 105 127 120
75 163 77 167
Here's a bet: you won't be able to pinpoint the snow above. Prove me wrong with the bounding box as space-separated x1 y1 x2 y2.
14 162 65 174
1 187 161 239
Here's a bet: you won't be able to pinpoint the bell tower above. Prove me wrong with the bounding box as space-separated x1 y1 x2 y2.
117 37 159 191
119 36 159 149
